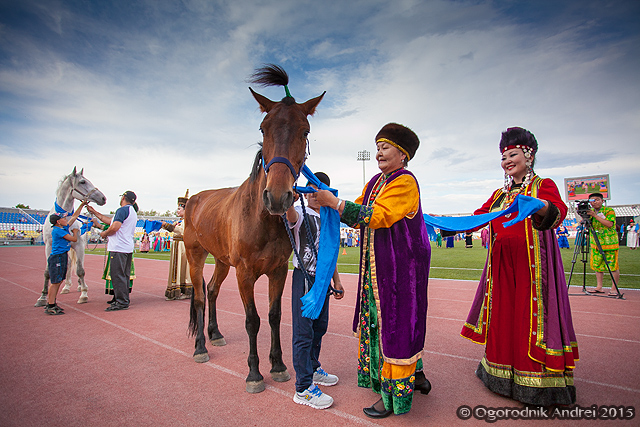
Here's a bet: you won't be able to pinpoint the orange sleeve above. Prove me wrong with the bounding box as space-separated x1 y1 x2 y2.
367 175 420 229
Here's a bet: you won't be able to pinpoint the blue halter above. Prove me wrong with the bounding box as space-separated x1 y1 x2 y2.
262 155 300 180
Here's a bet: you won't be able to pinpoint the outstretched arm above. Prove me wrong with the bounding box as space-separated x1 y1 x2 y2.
86 205 112 225
67 201 88 227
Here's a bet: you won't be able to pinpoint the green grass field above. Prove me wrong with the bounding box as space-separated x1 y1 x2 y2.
86 238 639 289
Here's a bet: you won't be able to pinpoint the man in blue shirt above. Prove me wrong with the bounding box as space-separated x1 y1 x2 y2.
45 201 88 315
88 191 138 311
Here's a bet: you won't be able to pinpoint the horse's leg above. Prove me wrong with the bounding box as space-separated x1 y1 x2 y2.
267 265 290 382
35 239 52 307
61 249 76 294
187 247 209 363
35 268 50 307
75 245 88 303
208 260 229 346
236 267 265 393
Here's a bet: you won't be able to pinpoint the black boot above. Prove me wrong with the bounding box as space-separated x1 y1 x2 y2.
415 371 432 395
363 398 393 419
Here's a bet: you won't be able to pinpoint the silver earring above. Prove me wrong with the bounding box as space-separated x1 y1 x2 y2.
523 166 533 186
502 172 513 193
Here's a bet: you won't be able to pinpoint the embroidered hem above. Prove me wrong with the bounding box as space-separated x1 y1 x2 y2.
476 359 576 406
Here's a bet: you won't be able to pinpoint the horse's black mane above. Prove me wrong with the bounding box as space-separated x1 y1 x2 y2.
248 64 289 87
250 143 263 183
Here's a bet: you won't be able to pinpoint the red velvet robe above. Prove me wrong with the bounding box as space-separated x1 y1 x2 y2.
461 176 579 406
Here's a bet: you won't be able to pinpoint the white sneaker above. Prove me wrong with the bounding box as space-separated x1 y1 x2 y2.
313 367 339 386
293 384 333 409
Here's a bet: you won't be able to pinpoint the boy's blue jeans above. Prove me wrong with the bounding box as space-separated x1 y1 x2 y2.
291 268 330 392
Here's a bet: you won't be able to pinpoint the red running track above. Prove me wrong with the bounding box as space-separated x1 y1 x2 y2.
1 246 639 426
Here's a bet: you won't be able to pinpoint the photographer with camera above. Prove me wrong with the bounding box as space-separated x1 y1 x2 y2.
587 192 620 295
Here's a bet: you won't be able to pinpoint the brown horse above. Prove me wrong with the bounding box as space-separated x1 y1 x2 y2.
184 65 325 393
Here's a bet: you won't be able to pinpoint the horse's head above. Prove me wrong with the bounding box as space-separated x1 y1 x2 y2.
68 167 107 206
250 88 324 215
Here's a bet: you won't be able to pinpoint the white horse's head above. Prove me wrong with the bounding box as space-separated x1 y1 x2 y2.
67 167 107 206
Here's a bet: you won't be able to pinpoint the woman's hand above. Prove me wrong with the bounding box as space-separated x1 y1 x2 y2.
315 189 338 208
538 199 549 216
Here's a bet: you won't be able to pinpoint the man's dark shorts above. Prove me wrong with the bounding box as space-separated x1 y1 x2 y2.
48 252 68 284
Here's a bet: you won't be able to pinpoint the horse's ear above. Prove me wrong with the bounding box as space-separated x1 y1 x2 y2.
80 168 84 176
250 87 276 113
299 91 326 116
72 166 77 176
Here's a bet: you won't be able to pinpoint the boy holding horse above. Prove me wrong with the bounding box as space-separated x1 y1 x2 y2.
286 172 344 410
45 201 88 315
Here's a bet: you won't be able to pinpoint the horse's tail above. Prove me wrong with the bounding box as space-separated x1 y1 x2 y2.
248 64 288 88
188 278 206 337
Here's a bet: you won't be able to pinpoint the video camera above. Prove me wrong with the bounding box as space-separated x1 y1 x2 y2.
576 200 591 220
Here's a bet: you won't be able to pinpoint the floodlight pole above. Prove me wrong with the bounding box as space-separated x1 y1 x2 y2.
357 150 371 187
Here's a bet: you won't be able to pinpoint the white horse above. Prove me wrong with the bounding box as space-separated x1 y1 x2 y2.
34 167 106 306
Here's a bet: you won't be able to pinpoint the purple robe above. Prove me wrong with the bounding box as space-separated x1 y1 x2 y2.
353 170 431 363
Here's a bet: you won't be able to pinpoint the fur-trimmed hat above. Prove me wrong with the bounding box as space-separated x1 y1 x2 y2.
499 127 538 154
178 189 189 206
375 123 420 161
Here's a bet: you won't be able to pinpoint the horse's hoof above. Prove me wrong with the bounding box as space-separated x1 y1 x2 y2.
77 296 88 304
194 353 210 363
246 380 265 394
210 337 226 346
60 288 70 294
271 370 291 382
34 296 47 307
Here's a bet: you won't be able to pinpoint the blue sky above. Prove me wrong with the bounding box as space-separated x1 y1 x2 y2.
1 0 639 214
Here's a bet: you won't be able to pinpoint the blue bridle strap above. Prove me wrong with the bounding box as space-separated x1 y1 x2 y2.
53 200 94 235
263 156 300 180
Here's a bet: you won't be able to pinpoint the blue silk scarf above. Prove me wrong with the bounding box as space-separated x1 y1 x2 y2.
143 220 164 234
422 194 545 233
293 165 340 319
54 201 94 235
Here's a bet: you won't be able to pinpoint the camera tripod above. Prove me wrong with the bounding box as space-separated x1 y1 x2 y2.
567 217 624 299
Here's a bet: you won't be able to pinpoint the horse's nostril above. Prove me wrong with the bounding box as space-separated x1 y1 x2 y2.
282 191 293 210
262 190 272 210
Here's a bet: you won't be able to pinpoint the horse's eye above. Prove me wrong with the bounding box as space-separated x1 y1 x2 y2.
259 128 264 134
304 131 309 137
79 180 86 185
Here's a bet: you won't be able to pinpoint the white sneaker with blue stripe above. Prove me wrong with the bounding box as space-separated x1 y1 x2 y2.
293 384 333 409
313 367 339 386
